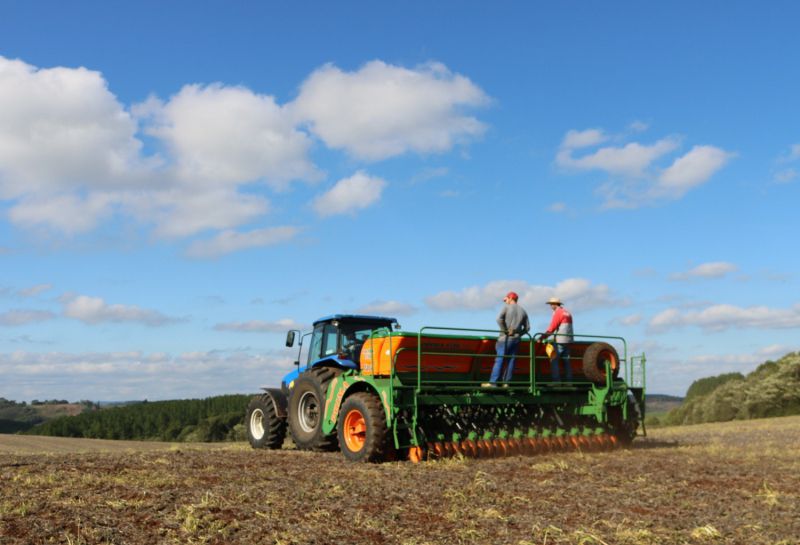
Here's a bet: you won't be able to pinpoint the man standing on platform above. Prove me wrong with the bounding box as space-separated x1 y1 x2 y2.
485 291 530 387
541 297 574 382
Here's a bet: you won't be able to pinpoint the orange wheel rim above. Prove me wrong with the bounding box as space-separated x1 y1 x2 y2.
600 350 618 372
408 446 423 463
343 408 367 453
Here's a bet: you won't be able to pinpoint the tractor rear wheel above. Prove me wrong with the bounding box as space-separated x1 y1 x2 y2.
582 342 620 384
288 367 341 451
337 392 388 463
246 394 287 449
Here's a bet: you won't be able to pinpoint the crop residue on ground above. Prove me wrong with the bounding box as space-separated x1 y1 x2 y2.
1 416 799 544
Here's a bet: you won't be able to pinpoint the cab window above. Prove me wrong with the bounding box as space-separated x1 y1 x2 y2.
307 324 325 364
322 324 339 356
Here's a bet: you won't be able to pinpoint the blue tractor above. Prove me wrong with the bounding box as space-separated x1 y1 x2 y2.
245 314 397 452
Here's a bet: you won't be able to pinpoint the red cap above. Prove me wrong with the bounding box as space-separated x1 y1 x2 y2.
505 291 519 301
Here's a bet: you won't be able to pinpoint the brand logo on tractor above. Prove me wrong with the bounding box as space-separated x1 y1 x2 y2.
330 380 348 424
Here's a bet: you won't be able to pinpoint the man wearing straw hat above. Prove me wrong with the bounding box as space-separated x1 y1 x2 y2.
484 291 530 387
541 297 574 382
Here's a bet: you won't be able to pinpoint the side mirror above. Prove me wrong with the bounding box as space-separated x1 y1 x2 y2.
285 330 296 347
394 323 402 330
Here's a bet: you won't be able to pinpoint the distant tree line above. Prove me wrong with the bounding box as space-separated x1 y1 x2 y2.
25 394 252 442
0 398 43 433
654 352 800 426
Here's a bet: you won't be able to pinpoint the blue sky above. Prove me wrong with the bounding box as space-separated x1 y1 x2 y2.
1 1 799 400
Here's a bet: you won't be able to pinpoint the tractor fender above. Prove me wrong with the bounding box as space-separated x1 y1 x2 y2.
322 376 391 435
259 388 288 419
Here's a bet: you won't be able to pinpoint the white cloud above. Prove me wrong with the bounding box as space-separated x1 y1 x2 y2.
426 278 615 313
356 300 417 316
312 171 387 217
140 84 318 188
617 313 642 326
61 294 179 326
774 168 797 183
789 143 800 161
555 127 732 208
655 145 734 198
0 56 489 245
17 284 53 297
184 226 300 259
128 189 271 239
686 345 792 368
214 318 306 333
648 303 800 333
0 309 56 326
0 349 293 401
629 120 648 133
556 137 679 177
548 202 567 213
8 192 115 235
645 344 795 396
0 56 146 198
670 261 738 280
560 128 608 150
292 60 489 160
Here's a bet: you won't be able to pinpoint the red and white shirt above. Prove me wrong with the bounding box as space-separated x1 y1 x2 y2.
545 307 574 343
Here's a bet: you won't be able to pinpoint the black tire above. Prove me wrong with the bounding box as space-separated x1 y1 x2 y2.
246 394 287 449
337 391 388 463
288 366 341 451
582 342 620 384
608 399 639 446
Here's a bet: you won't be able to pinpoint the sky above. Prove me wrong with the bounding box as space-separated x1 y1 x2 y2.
1 1 799 401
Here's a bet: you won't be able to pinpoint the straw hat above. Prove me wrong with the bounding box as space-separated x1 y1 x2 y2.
546 297 563 306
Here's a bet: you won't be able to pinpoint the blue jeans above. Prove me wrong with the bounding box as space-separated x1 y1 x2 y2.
551 344 572 382
490 337 520 383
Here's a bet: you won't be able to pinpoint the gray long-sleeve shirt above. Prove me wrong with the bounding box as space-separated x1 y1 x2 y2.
496 303 530 341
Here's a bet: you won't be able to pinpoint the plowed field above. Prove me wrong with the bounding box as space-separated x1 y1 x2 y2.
2 416 799 545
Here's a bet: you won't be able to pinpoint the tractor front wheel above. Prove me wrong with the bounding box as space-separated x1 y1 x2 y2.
337 392 388 463
246 394 287 449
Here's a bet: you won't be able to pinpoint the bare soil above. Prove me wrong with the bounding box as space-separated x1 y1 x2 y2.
2 416 799 545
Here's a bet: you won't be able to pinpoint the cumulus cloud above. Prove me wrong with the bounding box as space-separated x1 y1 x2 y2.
214 318 306 333
555 126 732 208
184 226 300 259
648 303 800 333
0 56 146 198
670 261 738 280
139 84 319 188
655 145 735 198
560 128 608 150
0 55 489 249
292 60 489 160
312 171 387 217
8 192 116 234
356 300 417 316
0 309 56 326
426 278 616 313
60 294 180 326
557 137 679 177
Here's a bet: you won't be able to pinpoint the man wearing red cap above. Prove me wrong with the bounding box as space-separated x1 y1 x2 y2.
485 291 530 387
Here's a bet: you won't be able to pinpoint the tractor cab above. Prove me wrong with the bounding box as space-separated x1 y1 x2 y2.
286 314 398 372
